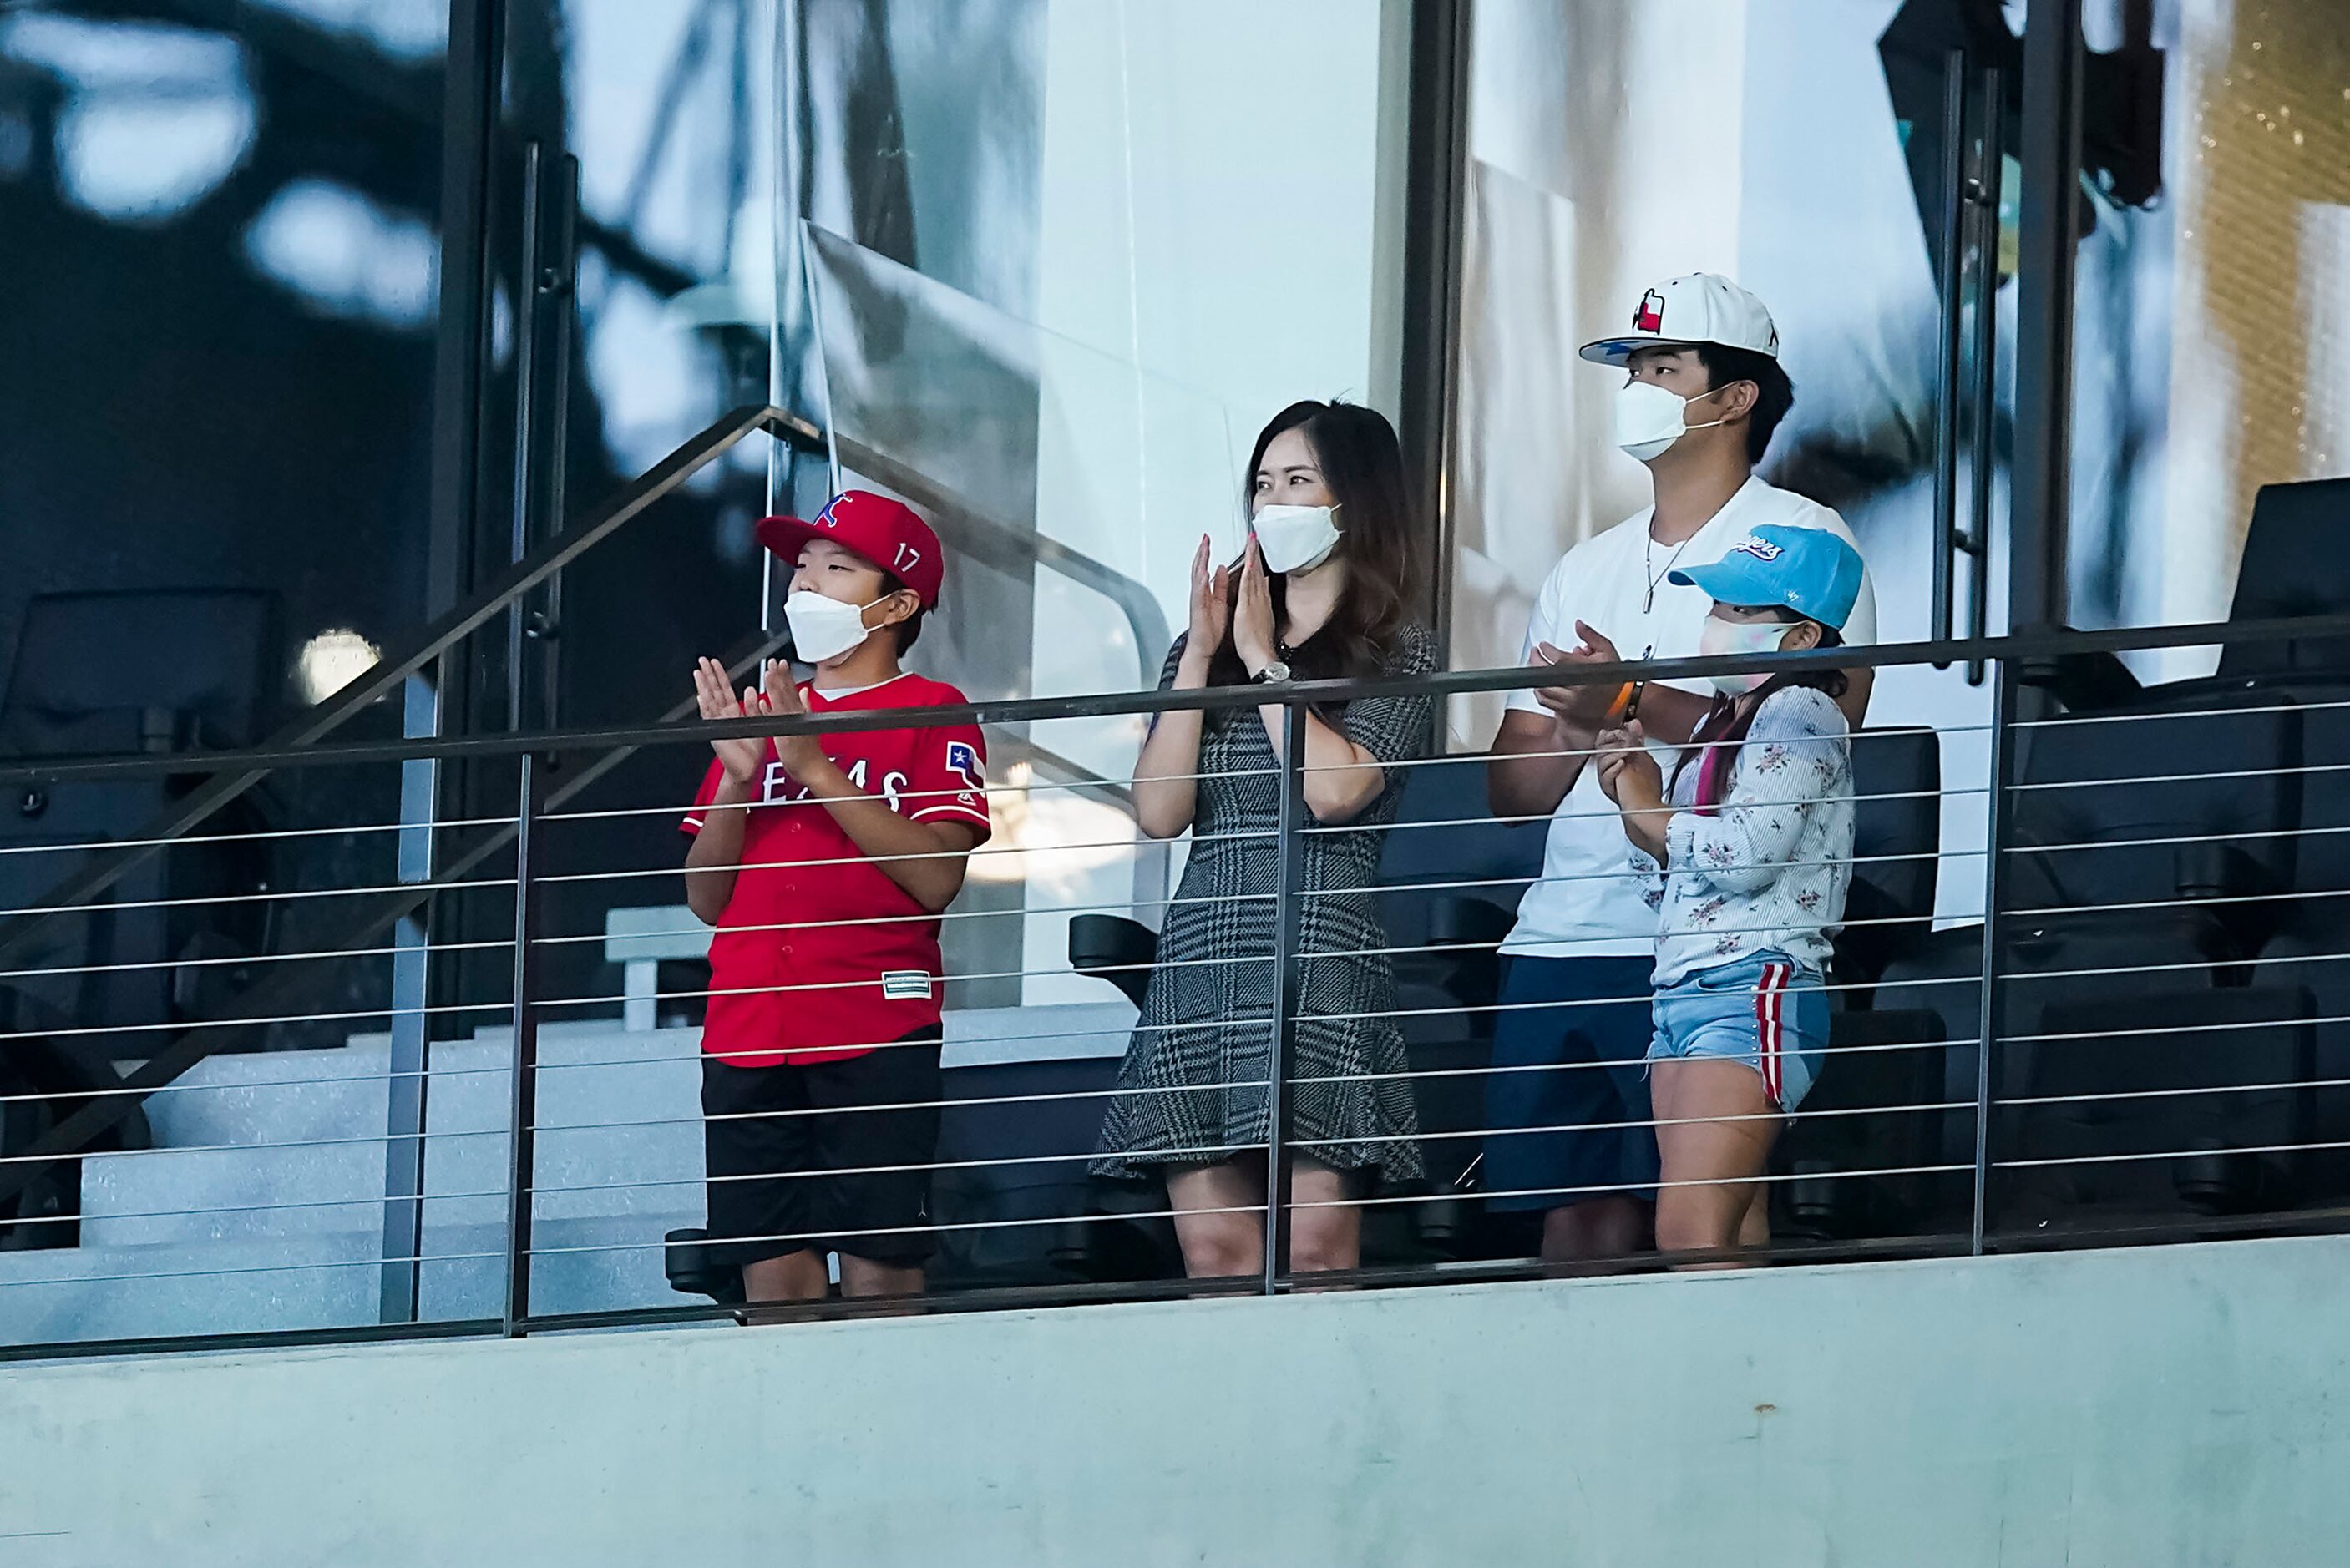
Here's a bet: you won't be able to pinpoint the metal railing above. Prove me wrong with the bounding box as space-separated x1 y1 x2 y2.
0 402 1167 1267
6 609 2350 1356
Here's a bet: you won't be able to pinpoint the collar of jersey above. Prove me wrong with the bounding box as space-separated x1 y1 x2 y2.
805 670 916 707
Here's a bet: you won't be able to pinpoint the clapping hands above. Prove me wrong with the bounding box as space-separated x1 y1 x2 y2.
692 657 823 786
1528 620 1629 729
1595 719 1662 808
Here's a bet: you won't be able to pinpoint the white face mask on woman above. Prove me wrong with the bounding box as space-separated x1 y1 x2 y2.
1250 503 1342 575
1613 379 1733 463
783 589 882 665
1697 614 1793 697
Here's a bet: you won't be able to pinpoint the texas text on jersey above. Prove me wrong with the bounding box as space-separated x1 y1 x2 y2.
682 673 990 1066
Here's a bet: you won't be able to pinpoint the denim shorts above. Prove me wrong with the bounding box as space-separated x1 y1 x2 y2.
1649 952 1829 1112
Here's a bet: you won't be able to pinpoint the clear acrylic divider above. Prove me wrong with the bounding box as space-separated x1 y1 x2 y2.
800 222 1245 1008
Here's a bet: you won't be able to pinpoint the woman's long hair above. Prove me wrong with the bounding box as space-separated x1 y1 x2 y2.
1203 399 1418 687
1671 621 1848 811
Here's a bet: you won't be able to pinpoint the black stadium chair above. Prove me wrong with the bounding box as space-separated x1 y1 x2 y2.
1876 690 2306 1231
661 1227 747 1306
1875 477 2350 1231
2012 989 2315 1224
932 1055 1137 1289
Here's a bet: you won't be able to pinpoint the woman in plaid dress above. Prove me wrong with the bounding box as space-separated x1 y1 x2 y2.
1092 400 1434 1280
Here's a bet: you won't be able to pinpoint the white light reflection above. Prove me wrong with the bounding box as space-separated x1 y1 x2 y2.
964 761 1137 891
297 628 382 705
1 15 256 222
244 0 448 63
243 179 437 328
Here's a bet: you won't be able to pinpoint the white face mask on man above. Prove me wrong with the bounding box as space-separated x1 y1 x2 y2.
1250 503 1342 575
1697 614 1794 697
783 589 884 665
1613 379 1734 463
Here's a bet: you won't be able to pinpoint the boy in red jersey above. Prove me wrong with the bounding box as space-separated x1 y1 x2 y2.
683 490 990 1303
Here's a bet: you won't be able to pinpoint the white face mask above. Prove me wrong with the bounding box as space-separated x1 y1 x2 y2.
1613 379 1731 463
783 589 883 665
1251 503 1342 575
1698 614 1792 696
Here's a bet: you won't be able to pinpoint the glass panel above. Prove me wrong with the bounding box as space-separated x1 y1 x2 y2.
1455 0 2000 911
803 223 1238 1012
769 3 1407 1291
457 0 793 1038
1451 0 2004 1254
2063 0 2350 677
0 2 452 1046
803 221 1237 700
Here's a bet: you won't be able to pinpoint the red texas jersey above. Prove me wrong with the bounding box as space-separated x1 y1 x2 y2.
682 674 990 1065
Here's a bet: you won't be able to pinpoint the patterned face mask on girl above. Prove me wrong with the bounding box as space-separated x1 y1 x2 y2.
1697 613 1794 697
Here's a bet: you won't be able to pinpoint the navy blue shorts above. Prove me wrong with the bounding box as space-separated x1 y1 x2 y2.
1481 955 1659 1211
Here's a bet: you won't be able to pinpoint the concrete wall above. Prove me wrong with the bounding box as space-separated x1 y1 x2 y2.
7 1235 2347 1566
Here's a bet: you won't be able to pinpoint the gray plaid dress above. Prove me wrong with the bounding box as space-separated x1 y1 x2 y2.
1091 625 1436 1189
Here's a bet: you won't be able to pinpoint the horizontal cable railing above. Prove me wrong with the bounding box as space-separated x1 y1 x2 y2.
8 603 2350 1358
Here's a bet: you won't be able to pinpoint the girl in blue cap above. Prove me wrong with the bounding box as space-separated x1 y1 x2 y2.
1593 523 1863 1267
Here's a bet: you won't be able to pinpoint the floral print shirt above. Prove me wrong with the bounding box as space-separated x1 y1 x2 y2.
1629 685 1855 987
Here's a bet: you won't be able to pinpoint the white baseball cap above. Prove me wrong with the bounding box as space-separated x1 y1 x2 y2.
1578 272 1780 366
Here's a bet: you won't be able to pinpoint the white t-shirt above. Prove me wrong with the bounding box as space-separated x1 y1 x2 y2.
1501 475 1878 959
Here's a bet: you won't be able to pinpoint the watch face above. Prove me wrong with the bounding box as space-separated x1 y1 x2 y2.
1261 661 1291 683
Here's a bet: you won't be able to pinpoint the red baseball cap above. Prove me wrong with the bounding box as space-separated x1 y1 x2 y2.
756 489 945 608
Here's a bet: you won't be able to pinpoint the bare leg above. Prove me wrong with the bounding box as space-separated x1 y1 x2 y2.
1651 1059 1781 1271
838 1255 924 1299
1284 1157 1361 1275
1167 1161 1267 1281
1538 1196 1653 1267
742 1249 830 1303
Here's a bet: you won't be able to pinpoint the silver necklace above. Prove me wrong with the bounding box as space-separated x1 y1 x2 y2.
1643 527 1694 613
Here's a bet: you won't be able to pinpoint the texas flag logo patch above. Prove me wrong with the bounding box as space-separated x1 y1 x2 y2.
1633 289 1665 334
945 741 985 792
1728 536 1785 562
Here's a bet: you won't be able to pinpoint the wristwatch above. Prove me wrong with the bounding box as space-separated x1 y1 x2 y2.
1254 660 1292 685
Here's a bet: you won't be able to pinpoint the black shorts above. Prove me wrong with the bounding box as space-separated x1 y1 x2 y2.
701 1026 944 1269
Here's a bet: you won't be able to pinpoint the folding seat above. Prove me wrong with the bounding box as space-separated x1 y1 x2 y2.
2008 477 2350 1211
2250 697 2350 1197
2008 989 2313 1226
1876 677 2307 1232
2192 479 2350 1198
931 1055 1131 1290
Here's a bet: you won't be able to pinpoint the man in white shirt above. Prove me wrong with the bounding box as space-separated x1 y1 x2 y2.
1482 273 1879 1265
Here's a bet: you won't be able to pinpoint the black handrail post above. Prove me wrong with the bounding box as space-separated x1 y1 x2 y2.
1261 700 1309 1296
1963 63 2003 686
505 140 544 735
1400 0 1472 655
502 752 546 1336
1971 658 2021 1255
1929 47 1968 659
2010 0 2084 636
